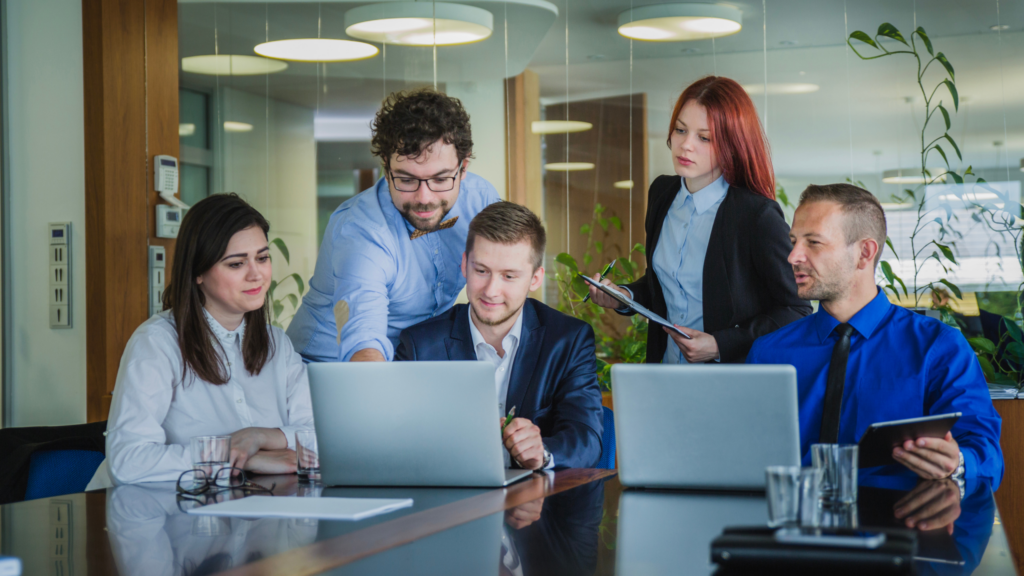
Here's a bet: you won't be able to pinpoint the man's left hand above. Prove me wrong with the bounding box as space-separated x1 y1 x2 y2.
893 432 960 480
502 418 545 470
665 325 720 363
893 479 961 533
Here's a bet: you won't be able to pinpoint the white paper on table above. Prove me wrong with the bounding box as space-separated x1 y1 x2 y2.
185 496 414 521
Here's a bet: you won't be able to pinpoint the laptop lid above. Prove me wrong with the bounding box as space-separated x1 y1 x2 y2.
308 361 532 488
612 364 801 490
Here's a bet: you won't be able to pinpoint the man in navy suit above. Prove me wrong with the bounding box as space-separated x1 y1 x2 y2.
396 202 603 470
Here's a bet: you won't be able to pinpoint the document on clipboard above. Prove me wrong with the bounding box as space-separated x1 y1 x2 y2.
578 274 691 339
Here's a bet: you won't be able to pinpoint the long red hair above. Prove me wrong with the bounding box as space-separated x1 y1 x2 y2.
667 76 775 200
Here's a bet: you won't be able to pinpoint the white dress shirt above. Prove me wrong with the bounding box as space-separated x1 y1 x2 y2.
652 175 728 364
88 309 314 488
467 306 554 470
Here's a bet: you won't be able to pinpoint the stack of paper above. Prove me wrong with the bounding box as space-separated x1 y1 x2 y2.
186 496 413 521
988 385 1018 400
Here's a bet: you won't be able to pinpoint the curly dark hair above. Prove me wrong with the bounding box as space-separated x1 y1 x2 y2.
371 88 474 171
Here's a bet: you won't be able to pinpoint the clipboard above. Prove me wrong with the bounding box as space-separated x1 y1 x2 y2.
857 413 961 468
578 274 691 339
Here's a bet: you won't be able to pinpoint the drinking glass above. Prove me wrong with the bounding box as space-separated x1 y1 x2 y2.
811 443 859 504
296 429 321 482
798 466 824 527
190 435 231 487
765 466 801 527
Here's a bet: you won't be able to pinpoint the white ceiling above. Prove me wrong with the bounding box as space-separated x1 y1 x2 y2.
178 0 1024 177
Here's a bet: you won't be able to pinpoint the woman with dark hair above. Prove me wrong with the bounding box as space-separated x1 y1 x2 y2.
588 76 811 363
88 193 313 487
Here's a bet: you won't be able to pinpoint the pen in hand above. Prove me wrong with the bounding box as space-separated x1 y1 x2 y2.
582 259 616 303
502 406 517 431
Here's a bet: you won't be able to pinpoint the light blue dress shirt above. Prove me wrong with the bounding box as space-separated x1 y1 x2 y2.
286 173 500 362
651 175 728 364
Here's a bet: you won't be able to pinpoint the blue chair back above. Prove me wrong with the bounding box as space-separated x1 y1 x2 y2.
24 450 105 501
597 406 616 469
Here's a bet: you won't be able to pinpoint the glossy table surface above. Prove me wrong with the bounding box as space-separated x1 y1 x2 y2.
0 469 1016 575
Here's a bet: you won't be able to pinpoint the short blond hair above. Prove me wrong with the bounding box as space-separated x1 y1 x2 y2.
466 202 546 269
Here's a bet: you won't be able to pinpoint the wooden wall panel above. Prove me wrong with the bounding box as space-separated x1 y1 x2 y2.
506 70 543 216
994 399 1024 571
83 0 179 422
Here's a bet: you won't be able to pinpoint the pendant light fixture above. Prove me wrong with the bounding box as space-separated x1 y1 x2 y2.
254 39 379 62
545 162 595 172
617 3 742 42
182 54 289 75
345 2 493 46
531 120 592 135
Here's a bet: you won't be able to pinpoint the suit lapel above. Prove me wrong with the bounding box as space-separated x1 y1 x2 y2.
505 301 544 413
702 186 734 331
444 304 478 361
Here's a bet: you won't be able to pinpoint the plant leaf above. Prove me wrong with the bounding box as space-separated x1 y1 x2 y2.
916 27 934 55
270 237 291 265
977 355 997 382
1007 342 1024 363
935 242 958 265
849 30 878 49
880 260 896 284
609 216 622 230
942 133 962 161
632 243 646 255
286 293 298 309
570 275 588 298
937 104 951 131
877 23 908 45
947 171 964 185
1003 318 1024 344
595 241 604 253
933 145 949 170
969 337 996 355
269 279 278 297
938 278 963 299
555 252 578 272
935 52 955 80
583 253 593 266
942 79 959 111
579 224 591 235
287 273 305 295
272 301 285 319
885 237 899 260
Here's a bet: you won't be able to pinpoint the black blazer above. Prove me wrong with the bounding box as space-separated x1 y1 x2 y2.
623 175 811 363
395 299 604 469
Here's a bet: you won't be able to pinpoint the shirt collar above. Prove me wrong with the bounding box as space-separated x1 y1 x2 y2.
203 307 246 345
467 304 524 357
812 287 891 343
681 174 729 215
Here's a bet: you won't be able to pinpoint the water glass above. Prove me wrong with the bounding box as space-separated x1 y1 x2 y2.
190 435 231 487
296 429 321 482
811 443 859 504
822 502 859 528
765 466 801 527
798 467 824 527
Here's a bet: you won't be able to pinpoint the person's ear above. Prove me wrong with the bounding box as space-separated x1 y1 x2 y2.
461 252 468 280
459 158 470 175
858 238 880 270
529 266 545 293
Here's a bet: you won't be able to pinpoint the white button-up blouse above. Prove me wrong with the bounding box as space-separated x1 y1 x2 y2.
91 309 314 487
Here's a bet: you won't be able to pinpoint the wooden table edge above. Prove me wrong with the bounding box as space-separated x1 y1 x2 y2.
214 468 617 576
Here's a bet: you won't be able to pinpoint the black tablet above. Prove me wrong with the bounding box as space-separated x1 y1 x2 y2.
857 412 961 469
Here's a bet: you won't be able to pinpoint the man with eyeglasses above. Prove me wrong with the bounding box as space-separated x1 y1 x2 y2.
287 88 501 362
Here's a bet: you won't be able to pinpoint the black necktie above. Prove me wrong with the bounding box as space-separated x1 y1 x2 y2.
819 323 854 444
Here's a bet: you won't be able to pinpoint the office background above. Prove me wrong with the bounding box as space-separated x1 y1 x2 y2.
0 0 1021 428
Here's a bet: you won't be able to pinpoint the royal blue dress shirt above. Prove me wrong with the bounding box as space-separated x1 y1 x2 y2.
286 173 500 362
747 288 1003 487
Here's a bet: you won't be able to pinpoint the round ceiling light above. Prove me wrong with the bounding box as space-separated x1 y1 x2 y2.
1019 158 1024 173
618 3 742 42
545 162 595 172
254 39 379 62
613 180 634 189
882 168 947 184
742 83 820 95
179 123 196 137
531 121 593 135
224 121 254 133
345 2 493 46
181 54 289 76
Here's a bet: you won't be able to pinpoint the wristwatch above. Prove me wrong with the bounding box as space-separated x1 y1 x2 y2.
951 450 966 499
539 444 553 470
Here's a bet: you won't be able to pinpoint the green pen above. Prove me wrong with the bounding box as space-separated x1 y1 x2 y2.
502 406 517 430
582 259 617 303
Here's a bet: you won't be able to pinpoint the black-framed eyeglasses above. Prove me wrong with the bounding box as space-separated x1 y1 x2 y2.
176 467 276 498
388 169 459 193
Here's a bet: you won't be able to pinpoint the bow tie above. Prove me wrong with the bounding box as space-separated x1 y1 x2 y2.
410 216 459 240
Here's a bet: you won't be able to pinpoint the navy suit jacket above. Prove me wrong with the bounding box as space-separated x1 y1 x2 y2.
395 299 604 469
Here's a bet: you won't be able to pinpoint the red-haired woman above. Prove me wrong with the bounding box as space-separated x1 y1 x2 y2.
589 76 810 363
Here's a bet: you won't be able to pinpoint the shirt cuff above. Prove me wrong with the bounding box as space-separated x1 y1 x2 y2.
278 426 310 451
615 287 634 314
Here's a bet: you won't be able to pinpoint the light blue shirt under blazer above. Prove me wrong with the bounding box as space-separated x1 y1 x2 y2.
747 288 1003 487
652 174 728 364
286 173 500 362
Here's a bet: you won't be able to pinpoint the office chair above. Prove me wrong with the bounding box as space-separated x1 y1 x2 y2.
24 449 105 500
597 406 616 470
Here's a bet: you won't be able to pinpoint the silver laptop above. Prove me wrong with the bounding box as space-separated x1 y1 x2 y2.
307 361 534 487
612 364 800 490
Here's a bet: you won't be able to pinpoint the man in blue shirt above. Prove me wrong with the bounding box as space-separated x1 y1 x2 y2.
747 183 1002 487
287 89 501 362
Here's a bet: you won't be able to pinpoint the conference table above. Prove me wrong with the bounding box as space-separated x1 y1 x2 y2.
0 468 1017 575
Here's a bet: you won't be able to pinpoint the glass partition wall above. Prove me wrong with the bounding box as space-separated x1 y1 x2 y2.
177 0 1023 374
